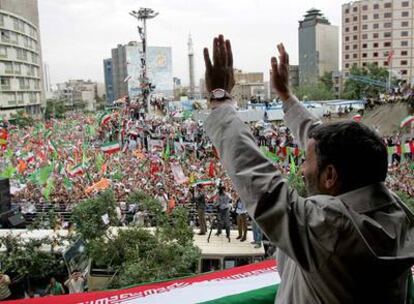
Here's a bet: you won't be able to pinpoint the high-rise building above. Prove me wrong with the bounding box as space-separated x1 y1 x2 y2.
103 58 114 104
0 0 44 118
188 34 195 99
299 8 339 86
108 41 173 101
342 0 414 82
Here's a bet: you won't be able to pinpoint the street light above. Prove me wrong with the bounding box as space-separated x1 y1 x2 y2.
130 8 159 114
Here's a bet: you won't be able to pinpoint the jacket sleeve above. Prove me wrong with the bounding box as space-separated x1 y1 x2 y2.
205 98 341 271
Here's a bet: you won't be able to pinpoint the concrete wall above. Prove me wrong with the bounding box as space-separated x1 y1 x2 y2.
316 23 339 77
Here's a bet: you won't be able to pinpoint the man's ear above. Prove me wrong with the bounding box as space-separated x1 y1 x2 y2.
321 164 339 192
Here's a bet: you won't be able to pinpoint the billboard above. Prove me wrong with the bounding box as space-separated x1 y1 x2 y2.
126 45 173 98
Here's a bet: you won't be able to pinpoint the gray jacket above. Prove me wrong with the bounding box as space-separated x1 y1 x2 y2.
205 96 414 304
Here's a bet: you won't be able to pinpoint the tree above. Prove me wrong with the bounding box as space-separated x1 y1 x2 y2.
10 111 34 128
45 100 66 120
320 72 334 92
342 64 392 100
72 190 201 289
293 83 335 101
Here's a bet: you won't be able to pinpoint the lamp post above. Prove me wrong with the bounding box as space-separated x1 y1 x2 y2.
130 8 159 114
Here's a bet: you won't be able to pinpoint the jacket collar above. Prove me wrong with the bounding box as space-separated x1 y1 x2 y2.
337 182 395 213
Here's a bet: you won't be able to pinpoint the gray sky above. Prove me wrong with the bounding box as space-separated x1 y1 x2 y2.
38 0 346 86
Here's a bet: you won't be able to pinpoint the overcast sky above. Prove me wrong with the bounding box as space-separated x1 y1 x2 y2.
38 0 347 86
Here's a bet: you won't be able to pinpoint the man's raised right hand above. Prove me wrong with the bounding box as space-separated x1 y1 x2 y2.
271 43 292 101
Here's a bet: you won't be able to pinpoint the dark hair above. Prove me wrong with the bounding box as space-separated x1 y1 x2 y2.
308 121 388 193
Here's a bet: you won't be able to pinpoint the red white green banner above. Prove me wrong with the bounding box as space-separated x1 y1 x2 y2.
400 115 414 128
101 141 121 154
5 260 279 304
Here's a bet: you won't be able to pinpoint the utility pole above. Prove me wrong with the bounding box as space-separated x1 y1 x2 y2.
130 8 159 114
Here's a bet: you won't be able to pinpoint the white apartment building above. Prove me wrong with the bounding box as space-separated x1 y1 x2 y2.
342 0 414 82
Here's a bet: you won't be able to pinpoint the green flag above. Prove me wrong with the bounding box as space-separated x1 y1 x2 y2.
0 165 16 179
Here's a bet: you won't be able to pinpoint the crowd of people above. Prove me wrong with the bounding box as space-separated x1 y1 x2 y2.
0 100 413 233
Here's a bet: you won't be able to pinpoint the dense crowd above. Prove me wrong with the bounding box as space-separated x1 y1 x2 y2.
0 102 413 230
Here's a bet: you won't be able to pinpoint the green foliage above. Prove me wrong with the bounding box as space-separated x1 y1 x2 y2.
293 83 335 101
0 235 66 281
342 64 390 99
71 190 118 240
319 71 334 92
10 110 34 127
107 227 200 288
288 171 307 197
395 191 414 213
45 100 67 119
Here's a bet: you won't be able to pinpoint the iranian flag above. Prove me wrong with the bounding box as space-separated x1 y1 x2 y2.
68 164 84 177
101 141 121 154
99 113 112 126
400 115 414 128
193 179 216 187
6 260 280 304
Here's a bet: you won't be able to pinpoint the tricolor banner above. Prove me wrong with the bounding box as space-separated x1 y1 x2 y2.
5 260 279 304
101 141 121 154
400 115 414 129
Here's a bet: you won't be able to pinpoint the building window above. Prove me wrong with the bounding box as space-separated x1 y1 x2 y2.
4 62 13 74
353 54 358 59
362 53 367 58
345 17 350 23
1 77 10 89
353 44 358 49
402 1 409 7
401 31 409 37
402 11 409 17
345 45 350 50
402 21 409 27
353 7 358 12
1 30 10 43
362 24 368 30
14 63 21 74
373 13 379 19
401 41 409 46
0 15 3 26
401 51 408 56
373 52 379 57
345 36 350 42
384 32 392 38
373 4 379 9
353 26 358 31
373 33 379 39
373 42 379 48
384 42 392 47
345 27 349 32
373 23 379 29
353 35 358 40
384 12 392 18
0 46 6 58
401 70 408 75
362 15 368 20
353 16 358 21
384 61 389 66
362 34 368 39
362 62 367 67
345 54 350 59
345 63 350 68
362 43 368 48
384 2 392 8
401 60 408 65
384 22 392 28
31 53 38 64
345 8 349 14
373 62 378 66
362 5 368 10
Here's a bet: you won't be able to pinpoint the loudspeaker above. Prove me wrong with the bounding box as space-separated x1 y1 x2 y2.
0 178 11 213
8 213 26 228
